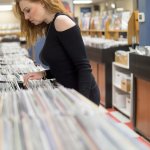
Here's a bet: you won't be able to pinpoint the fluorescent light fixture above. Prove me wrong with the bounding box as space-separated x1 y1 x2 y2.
116 8 124 11
111 3 116 9
73 0 92 4
0 5 13 11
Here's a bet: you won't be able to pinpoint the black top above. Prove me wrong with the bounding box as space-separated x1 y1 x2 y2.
40 13 100 104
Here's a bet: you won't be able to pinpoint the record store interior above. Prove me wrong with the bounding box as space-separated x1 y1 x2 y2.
0 0 150 149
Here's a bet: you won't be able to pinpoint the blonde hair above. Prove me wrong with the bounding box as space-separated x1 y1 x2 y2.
14 0 70 47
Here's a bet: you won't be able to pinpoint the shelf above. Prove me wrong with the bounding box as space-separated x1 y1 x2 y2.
81 29 97 32
81 28 127 40
112 61 133 119
81 29 104 32
81 29 90 32
90 29 104 32
0 32 21 36
113 62 129 69
107 30 127 32
114 104 130 117
113 83 131 94
113 84 121 89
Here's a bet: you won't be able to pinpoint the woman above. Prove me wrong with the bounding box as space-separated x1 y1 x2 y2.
15 0 100 105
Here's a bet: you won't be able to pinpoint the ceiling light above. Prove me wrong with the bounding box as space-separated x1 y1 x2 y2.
116 8 124 11
73 0 92 4
111 3 116 9
0 5 13 11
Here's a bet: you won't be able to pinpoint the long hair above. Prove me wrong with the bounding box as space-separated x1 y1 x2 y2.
14 0 70 47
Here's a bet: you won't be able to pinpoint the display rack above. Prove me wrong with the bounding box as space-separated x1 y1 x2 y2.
112 62 133 118
81 16 127 40
105 18 127 40
86 45 130 108
81 29 104 37
0 23 21 37
81 11 139 44
0 32 20 36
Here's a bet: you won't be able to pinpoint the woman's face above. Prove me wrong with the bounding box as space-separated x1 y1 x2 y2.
19 0 47 25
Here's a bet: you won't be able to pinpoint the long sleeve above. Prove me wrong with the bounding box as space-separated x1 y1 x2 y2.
45 69 55 79
57 25 93 98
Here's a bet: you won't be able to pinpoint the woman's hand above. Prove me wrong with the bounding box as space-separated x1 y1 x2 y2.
23 71 46 86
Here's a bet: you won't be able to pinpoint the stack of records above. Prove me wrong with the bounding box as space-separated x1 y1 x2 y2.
0 85 148 150
0 42 47 90
0 42 148 150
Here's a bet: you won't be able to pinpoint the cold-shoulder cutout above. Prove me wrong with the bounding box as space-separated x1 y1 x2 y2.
54 15 76 32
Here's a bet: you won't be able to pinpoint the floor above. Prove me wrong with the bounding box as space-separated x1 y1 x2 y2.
99 105 150 149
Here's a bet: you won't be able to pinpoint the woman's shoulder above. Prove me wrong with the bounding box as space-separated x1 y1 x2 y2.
54 14 76 32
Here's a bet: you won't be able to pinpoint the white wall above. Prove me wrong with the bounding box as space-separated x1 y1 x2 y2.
0 10 19 24
74 0 135 18
116 0 133 11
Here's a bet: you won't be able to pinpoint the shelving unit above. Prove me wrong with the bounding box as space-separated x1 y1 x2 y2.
81 29 104 37
81 11 139 43
0 31 21 37
0 24 21 37
105 19 127 40
81 15 128 40
86 45 130 108
105 30 127 40
81 29 127 40
112 62 133 118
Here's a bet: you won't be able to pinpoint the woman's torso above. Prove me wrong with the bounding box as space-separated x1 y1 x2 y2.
40 13 78 89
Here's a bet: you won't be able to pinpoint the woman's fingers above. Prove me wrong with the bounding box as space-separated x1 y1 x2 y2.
23 72 43 86
23 73 33 86
23 75 29 86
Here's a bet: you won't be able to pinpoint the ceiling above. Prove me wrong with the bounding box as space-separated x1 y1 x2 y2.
92 0 124 3
0 0 124 4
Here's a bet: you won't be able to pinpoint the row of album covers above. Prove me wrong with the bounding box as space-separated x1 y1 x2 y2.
0 42 148 150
